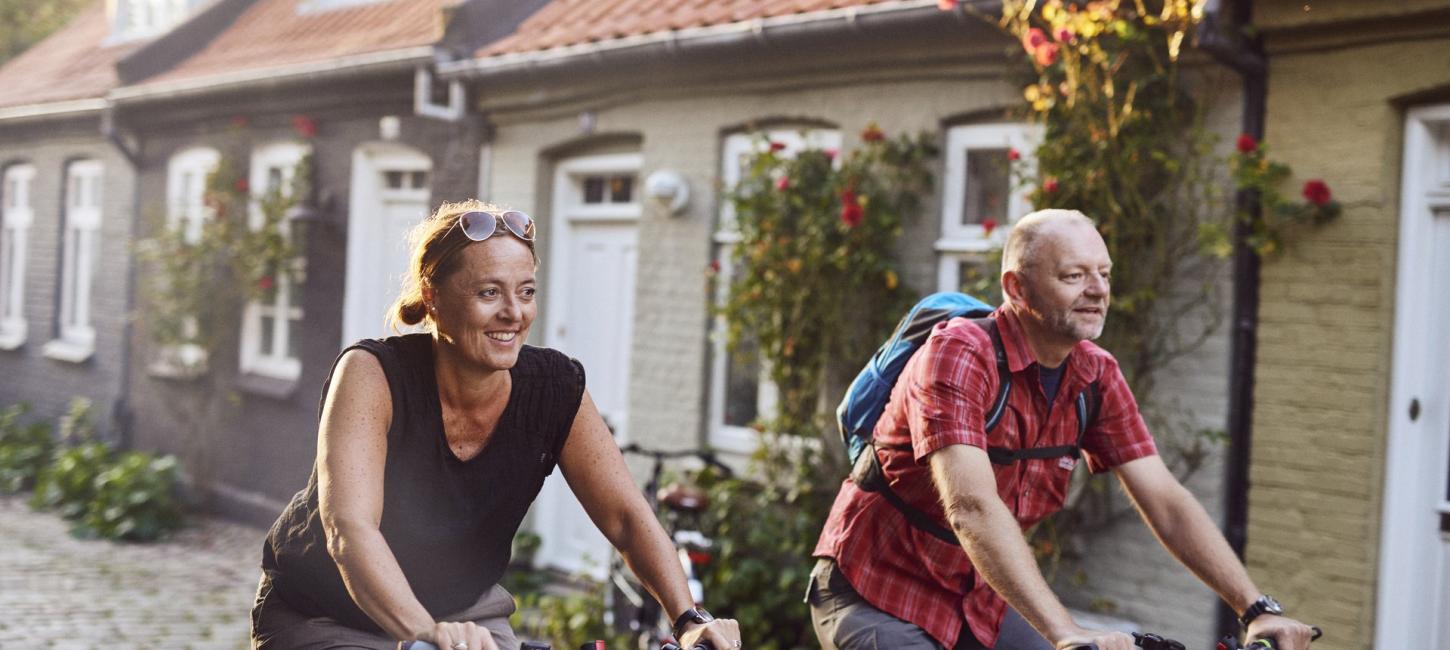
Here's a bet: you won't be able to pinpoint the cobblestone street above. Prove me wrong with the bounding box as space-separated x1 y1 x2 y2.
0 494 264 650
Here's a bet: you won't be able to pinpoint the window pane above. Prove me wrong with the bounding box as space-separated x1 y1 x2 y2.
724 337 761 427
410 171 428 189
267 167 285 194
963 149 1010 227
609 175 634 203
259 315 275 354
582 177 605 204
286 318 300 360
385 171 405 189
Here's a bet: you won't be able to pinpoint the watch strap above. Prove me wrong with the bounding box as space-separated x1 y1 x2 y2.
672 607 712 641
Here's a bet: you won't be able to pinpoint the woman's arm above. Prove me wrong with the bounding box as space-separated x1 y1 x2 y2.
558 391 739 648
317 349 436 640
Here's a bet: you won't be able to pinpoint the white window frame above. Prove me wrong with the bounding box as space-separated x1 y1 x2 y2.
239 141 310 382
109 0 191 43
44 160 104 363
936 123 1042 292
708 127 842 454
0 164 36 349
149 147 221 377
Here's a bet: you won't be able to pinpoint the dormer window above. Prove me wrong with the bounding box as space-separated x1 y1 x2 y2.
297 0 390 14
109 0 195 43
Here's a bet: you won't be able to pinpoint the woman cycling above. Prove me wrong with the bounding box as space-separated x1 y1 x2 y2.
250 200 742 650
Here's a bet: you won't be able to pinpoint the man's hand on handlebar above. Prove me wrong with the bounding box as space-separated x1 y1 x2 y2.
412 620 499 650
1246 614 1317 650
1054 627 1135 650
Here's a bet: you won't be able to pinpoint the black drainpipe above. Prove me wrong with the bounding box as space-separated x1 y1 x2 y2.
102 105 141 451
1195 0 1266 641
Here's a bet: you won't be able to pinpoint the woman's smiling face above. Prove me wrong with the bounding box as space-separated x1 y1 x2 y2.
428 235 537 371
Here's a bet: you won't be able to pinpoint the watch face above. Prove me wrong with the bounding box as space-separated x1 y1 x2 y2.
696 607 715 623
1264 596 1283 614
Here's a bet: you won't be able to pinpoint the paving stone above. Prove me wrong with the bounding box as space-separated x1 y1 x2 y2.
0 494 263 649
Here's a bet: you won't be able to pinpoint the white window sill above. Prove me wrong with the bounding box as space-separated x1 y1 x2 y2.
42 338 94 363
0 324 26 350
235 371 299 400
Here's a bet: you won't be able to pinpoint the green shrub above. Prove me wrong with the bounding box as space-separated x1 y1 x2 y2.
511 587 634 649
78 452 183 541
0 404 54 493
30 442 113 519
698 440 836 650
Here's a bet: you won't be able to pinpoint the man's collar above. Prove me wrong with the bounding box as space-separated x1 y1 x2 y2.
991 307 1039 373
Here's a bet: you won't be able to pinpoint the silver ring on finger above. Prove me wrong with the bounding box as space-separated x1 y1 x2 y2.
451 642 467 650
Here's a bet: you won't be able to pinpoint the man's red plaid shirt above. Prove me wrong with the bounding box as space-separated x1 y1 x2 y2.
813 308 1157 648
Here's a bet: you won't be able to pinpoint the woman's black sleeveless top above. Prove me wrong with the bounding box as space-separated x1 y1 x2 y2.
261 334 585 633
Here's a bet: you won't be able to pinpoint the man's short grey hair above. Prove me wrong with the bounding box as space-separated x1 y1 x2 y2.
1000 209 1097 275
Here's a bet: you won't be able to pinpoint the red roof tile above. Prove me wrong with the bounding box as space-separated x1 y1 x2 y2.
477 0 896 57
139 0 446 86
0 2 143 110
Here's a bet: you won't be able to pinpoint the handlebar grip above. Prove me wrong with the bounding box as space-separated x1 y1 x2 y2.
1065 645 1098 650
661 644 712 650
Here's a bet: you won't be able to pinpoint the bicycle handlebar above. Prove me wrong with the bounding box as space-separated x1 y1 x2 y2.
1062 624 1322 650
618 443 734 478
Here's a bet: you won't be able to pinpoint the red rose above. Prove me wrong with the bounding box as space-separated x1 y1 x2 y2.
257 275 275 292
1302 179 1332 206
840 190 863 227
1236 133 1258 154
1043 177 1059 194
292 115 318 138
707 259 721 275
861 124 885 142
234 178 249 193
982 218 999 235
1033 42 1061 67
1007 148 1021 161
1021 28 1049 54
775 175 790 191
229 115 250 129
1055 27 1075 43
768 141 786 152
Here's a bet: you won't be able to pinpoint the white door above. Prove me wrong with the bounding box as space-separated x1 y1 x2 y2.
342 146 431 345
531 153 642 577
1378 105 1450 649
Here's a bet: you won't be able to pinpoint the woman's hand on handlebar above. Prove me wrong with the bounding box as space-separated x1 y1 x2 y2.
1054 627 1134 650
414 620 499 650
679 616 742 650
1246 614 1317 650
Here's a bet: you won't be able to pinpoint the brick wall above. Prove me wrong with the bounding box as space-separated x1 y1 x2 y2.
0 116 136 443
479 30 1240 642
1249 9 1450 648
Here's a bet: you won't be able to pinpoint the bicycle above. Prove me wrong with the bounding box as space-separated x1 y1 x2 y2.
603 443 733 650
1061 625 1323 650
400 639 712 649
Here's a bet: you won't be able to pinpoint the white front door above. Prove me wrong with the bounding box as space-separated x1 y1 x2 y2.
1378 105 1450 649
342 146 431 345
530 153 642 577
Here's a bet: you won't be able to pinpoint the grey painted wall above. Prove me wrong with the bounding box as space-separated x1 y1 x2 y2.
0 116 138 444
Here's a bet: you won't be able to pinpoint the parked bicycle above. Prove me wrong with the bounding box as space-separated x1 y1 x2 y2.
604 442 734 650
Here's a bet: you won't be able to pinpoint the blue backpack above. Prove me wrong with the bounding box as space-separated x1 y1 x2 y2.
835 292 1101 545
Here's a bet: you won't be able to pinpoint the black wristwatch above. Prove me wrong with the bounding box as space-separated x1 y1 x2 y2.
1239 595 1284 628
672 606 714 641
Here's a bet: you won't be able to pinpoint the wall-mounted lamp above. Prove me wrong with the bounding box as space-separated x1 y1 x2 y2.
644 170 690 216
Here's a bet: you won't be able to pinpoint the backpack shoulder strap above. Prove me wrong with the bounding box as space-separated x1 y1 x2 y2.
865 449 960 545
969 317 1011 433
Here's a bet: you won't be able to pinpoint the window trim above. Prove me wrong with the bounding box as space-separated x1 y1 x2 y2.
43 160 104 363
238 141 310 382
0 164 36 349
708 127 842 454
936 123 1042 292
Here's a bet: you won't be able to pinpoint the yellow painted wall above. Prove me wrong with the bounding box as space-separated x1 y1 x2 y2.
1251 6 1450 648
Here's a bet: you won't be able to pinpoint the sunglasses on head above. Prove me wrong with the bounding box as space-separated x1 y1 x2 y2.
452 210 536 243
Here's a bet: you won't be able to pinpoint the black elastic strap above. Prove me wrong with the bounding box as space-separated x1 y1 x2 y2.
869 450 959 545
971 317 1012 433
